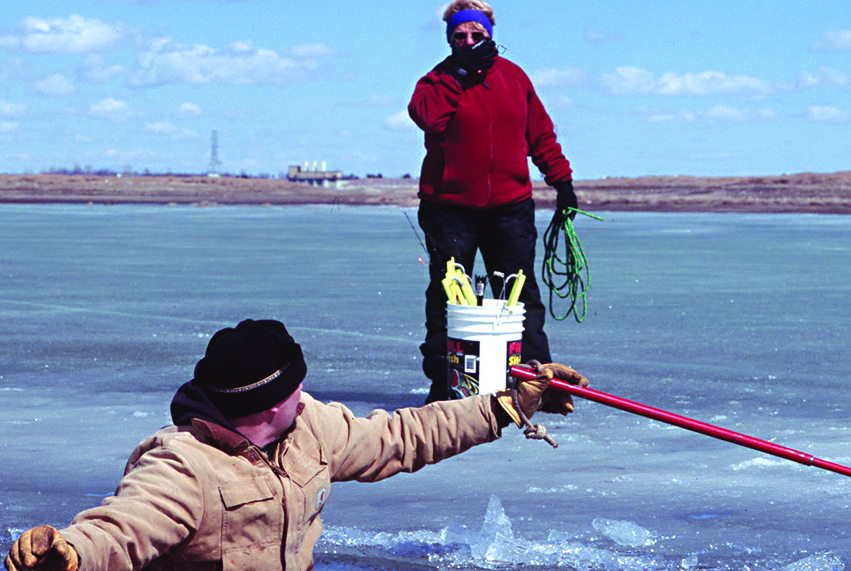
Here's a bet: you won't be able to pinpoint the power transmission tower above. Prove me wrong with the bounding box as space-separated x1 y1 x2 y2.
207 130 222 176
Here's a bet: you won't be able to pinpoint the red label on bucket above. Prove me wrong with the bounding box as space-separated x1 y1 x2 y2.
448 338 522 398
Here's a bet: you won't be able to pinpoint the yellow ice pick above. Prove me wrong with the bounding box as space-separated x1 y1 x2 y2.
442 258 467 305
442 258 477 305
506 270 526 306
442 275 467 305
455 270 477 306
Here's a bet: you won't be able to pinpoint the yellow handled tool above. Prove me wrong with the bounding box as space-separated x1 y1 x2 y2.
442 258 477 305
455 270 477 306
506 270 526 306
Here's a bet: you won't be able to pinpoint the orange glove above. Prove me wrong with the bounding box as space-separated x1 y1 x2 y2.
5 525 78 571
497 362 589 428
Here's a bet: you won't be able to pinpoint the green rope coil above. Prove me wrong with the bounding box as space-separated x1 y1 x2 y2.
541 208 603 323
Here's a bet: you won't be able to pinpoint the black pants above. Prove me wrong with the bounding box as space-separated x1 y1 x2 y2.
418 198 552 403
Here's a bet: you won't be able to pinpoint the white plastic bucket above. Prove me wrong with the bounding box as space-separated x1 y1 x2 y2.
446 300 525 398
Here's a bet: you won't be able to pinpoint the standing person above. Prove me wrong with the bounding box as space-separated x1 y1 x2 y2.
409 0 578 403
5 318 588 571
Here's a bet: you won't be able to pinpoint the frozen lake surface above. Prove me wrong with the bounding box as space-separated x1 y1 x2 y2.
1 204 850 570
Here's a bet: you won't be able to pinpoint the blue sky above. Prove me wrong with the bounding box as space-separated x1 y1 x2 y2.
1 1 849 179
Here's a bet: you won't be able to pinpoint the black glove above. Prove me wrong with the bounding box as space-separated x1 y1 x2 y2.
449 39 497 84
553 179 578 219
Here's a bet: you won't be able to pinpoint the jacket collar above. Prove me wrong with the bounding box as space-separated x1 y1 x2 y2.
190 417 252 454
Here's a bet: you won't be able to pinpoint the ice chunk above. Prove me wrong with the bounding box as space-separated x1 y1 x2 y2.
439 495 568 568
780 552 844 571
592 518 658 547
469 495 524 561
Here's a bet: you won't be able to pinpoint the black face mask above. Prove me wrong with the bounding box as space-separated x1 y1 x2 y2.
451 39 498 75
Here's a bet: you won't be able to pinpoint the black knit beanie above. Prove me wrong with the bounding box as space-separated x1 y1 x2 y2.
194 319 307 417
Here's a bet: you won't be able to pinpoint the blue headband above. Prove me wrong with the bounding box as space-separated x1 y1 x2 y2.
446 9 494 43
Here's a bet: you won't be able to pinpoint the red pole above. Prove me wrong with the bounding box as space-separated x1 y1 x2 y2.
509 366 851 478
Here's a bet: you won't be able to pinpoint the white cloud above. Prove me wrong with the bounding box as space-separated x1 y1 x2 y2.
546 95 576 110
647 110 697 124
0 57 25 81
602 67 656 95
799 70 821 88
0 101 27 116
0 37 19 50
289 43 335 58
178 102 202 117
80 54 127 83
603 67 774 97
384 110 416 131
704 105 774 122
0 121 20 133
808 105 849 123
799 67 851 89
811 30 851 52
657 71 772 96
532 68 587 88
821 67 851 87
129 38 329 86
0 15 123 54
645 105 774 124
230 41 254 52
144 122 198 139
90 97 134 122
34 73 75 96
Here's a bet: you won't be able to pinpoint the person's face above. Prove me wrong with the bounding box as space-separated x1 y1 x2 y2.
451 21 490 49
267 383 303 435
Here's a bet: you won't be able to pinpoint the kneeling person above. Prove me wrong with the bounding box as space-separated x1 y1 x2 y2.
6 318 588 571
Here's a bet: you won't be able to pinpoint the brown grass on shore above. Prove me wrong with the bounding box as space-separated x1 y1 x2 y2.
0 171 849 213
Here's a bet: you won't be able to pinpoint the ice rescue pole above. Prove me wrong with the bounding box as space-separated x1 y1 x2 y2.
508 365 851 478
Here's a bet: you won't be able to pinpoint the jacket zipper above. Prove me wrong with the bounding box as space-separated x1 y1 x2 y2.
254 444 288 478
487 83 493 205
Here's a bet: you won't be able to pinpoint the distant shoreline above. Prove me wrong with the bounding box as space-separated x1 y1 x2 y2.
0 172 849 214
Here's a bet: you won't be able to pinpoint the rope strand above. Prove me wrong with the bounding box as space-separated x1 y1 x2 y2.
541 208 602 323
509 388 559 448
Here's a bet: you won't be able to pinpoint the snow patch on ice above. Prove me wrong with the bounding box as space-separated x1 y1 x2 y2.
780 552 845 571
527 484 579 494
730 457 794 471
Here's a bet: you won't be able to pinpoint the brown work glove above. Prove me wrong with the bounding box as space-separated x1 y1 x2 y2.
5 525 78 571
496 361 589 428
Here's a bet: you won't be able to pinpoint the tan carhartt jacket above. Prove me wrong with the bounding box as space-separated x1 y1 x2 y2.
60 392 502 570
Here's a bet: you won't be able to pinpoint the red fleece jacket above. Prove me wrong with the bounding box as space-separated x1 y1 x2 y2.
408 55 572 209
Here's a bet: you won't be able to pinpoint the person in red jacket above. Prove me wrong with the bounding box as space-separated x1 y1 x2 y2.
408 0 578 403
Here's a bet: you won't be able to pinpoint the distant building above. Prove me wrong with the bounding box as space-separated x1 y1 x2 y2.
286 161 346 186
